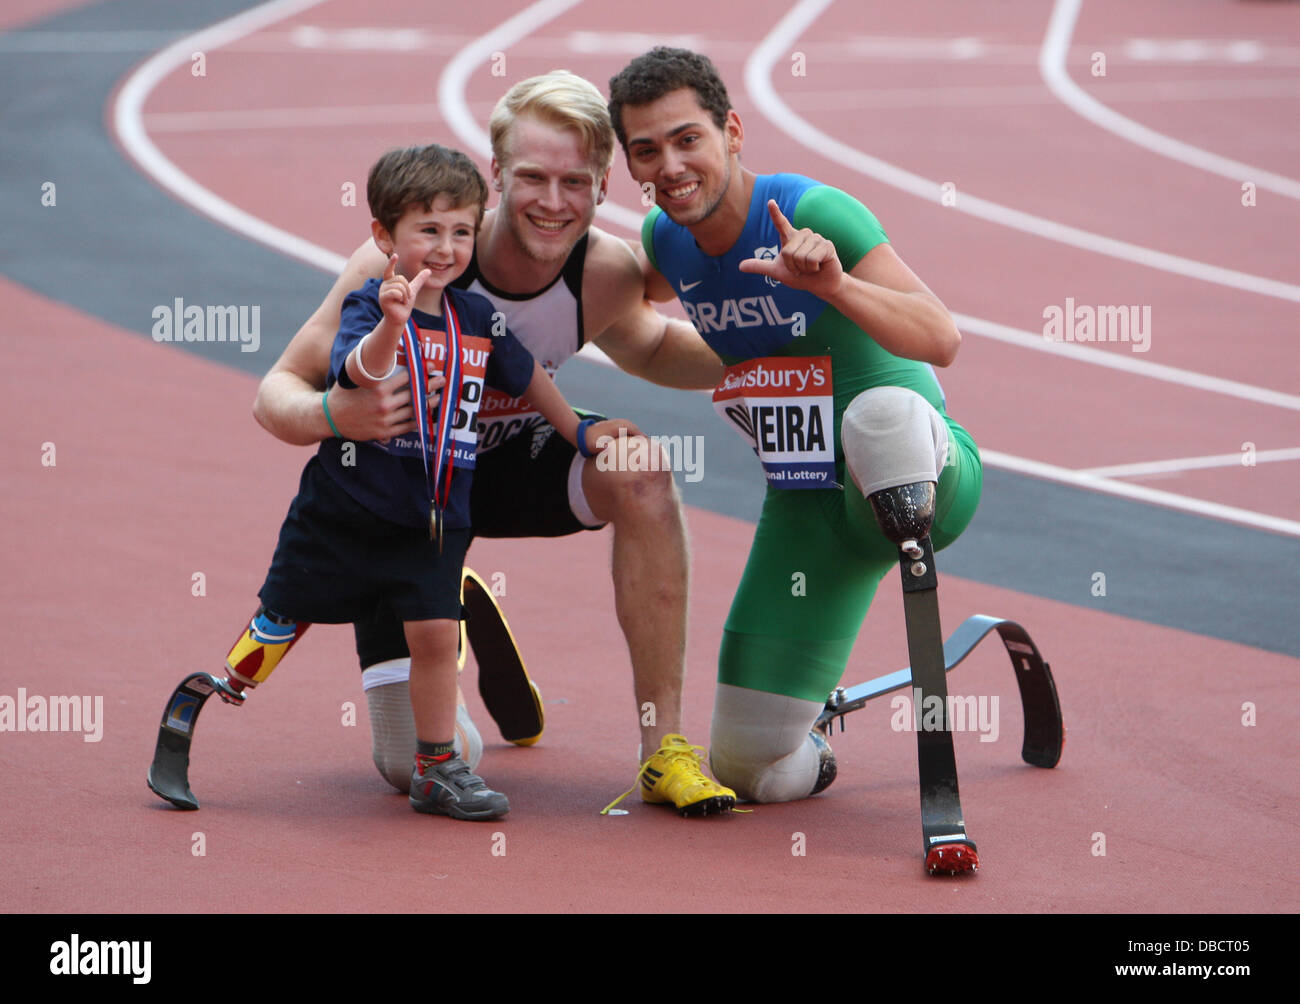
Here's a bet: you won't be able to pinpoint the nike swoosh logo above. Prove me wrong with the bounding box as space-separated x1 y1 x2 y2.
679 279 703 292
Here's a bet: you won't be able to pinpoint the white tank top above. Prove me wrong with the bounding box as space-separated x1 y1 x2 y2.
453 235 588 452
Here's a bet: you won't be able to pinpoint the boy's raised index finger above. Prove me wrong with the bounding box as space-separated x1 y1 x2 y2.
383 253 399 280
767 199 796 240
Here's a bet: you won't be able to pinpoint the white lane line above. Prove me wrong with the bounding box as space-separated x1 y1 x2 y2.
1043 0 1300 201
1079 447 1300 479
743 0 1300 304
983 450 1300 537
953 313 1300 413
113 0 345 276
781 76 1300 111
570 345 1300 538
579 314 1300 416
143 103 449 132
565 30 706 54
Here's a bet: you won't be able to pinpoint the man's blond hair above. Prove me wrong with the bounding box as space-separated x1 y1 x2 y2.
489 70 615 173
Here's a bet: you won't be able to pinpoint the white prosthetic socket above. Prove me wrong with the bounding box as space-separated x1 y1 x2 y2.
362 659 482 792
841 386 949 498
709 683 826 803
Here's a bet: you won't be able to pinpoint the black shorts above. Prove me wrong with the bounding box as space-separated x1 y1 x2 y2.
260 458 470 625
356 411 606 668
470 409 608 537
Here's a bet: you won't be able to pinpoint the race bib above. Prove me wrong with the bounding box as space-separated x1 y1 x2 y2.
712 356 835 489
475 387 544 453
382 330 492 469
475 358 565 453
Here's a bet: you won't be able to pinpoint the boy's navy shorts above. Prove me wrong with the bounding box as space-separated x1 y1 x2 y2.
259 458 470 625
354 411 608 668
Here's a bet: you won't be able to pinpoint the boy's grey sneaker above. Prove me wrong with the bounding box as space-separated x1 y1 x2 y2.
409 755 509 820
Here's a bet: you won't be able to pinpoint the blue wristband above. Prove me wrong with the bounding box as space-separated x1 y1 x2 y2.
575 417 597 459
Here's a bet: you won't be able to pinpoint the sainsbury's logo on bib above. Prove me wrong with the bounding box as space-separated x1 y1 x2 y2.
713 356 836 489
716 358 827 395
383 331 493 468
397 339 490 372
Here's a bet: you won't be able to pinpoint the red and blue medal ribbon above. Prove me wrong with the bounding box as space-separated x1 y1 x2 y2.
400 292 463 545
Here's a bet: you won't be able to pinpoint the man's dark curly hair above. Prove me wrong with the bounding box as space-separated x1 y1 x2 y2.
607 47 732 150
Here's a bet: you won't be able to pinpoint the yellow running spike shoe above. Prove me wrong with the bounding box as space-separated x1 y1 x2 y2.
638 734 737 816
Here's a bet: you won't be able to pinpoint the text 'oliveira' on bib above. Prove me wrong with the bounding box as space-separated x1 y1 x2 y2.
712 356 835 489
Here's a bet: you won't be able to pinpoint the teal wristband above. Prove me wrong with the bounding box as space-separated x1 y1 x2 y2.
322 388 342 438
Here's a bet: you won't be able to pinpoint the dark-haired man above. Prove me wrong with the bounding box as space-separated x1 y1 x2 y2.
608 48 982 802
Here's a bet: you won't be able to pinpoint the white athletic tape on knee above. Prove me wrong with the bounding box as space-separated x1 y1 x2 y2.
567 449 604 529
709 683 824 803
841 386 949 497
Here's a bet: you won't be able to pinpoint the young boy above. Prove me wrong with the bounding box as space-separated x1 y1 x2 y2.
229 144 633 820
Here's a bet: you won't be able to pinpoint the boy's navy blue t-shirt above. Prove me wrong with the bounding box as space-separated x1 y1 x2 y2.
316 279 535 529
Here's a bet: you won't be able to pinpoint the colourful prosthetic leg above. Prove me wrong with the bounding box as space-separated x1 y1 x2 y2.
146 607 309 810
225 607 311 692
